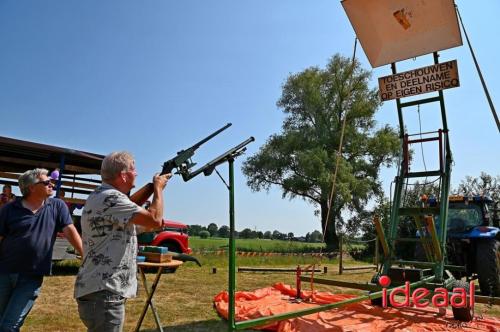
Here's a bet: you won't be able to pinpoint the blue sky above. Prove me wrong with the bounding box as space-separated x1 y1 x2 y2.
0 1 498 236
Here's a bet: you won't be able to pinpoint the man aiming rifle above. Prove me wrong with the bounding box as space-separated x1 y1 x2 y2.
74 151 171 332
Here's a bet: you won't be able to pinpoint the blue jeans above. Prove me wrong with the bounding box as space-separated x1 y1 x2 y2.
77 290 126 332
0 273 44 332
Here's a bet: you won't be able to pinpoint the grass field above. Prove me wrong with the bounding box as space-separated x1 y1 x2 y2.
24 253 499 332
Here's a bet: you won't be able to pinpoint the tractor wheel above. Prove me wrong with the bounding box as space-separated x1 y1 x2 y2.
369 273 387 306
451 280 474 322
475 239 500 297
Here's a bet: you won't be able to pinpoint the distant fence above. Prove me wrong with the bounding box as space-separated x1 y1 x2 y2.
193 235 380 274
192 249 340 257
338 234 378 274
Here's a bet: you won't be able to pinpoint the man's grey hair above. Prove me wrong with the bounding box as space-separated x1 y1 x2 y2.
101 151 135 182
18 168 48 197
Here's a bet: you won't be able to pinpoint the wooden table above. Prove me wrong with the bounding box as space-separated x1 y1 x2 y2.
134 260 183 332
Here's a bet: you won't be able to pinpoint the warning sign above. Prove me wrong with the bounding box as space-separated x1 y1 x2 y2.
378 60 459 101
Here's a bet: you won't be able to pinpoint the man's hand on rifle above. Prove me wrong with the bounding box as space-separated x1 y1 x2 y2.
153 173 172 192
129 173 172 206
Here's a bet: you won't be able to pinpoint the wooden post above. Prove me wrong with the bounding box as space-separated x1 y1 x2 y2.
339 234 343 275
375 239 379 269
373 215 389 257
296 266 301 299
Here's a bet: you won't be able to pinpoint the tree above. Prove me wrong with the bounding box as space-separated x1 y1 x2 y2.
454 172 500 201
263 231 272 239
272 230 283 240
188 224 205 236
242 54 399 250
287 232 294 240
239 228 253 239
309 230 323 243
199 230 210 239
305 232 311 242
218 225 230 238
207 223 218 237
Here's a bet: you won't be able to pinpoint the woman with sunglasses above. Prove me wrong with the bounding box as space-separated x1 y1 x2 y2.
0 168 83 331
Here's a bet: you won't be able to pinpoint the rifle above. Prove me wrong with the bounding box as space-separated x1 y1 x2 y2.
181 137 255 181
130 123 232 205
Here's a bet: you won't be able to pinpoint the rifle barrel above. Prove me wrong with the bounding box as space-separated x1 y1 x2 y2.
189 123 232 151
183 136 254 181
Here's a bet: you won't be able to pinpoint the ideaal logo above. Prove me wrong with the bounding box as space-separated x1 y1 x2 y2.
378 275 475 309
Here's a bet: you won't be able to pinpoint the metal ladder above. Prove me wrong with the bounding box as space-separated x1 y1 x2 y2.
380 52 453 283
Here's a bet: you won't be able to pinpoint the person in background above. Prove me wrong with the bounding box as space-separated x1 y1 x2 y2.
0 168 83 331
74 151 171 332
56 188 66 199
0 184 16 208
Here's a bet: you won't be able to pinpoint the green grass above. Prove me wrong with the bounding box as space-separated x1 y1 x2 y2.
190 237 326 253
32 254 499 332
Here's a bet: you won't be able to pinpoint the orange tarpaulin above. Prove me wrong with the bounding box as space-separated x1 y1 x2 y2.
214 283 500 332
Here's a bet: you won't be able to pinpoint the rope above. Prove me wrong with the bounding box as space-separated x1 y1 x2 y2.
389 180 393 222
299 264 317 302
417 105 428 191
322 37 358 244
403 175 410 206
404 177 441 187
341 236 377 243
342 236 376 260
303 37 358 302
456 5 499 133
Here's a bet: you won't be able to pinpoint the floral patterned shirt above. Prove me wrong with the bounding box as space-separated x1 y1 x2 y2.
74 183 141 299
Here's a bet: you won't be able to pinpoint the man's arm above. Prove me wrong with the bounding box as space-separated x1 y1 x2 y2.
130 173 170 229
62 224 83 257
129 183 154 206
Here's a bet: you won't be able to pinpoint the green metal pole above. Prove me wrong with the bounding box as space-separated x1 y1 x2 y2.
228 157 236 332
392 63 405 139
384 62 406 275
433 51 452 281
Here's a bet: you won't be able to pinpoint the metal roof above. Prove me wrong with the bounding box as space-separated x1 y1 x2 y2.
342 0 462 68
0 136 104 175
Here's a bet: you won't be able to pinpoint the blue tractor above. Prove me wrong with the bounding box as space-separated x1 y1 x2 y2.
416 195 500 297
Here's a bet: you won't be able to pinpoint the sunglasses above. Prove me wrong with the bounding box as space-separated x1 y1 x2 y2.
35 179 54 187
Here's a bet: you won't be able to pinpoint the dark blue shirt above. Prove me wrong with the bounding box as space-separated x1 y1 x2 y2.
0 197 72 275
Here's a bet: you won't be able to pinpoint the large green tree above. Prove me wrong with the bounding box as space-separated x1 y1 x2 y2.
242 54 399 250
